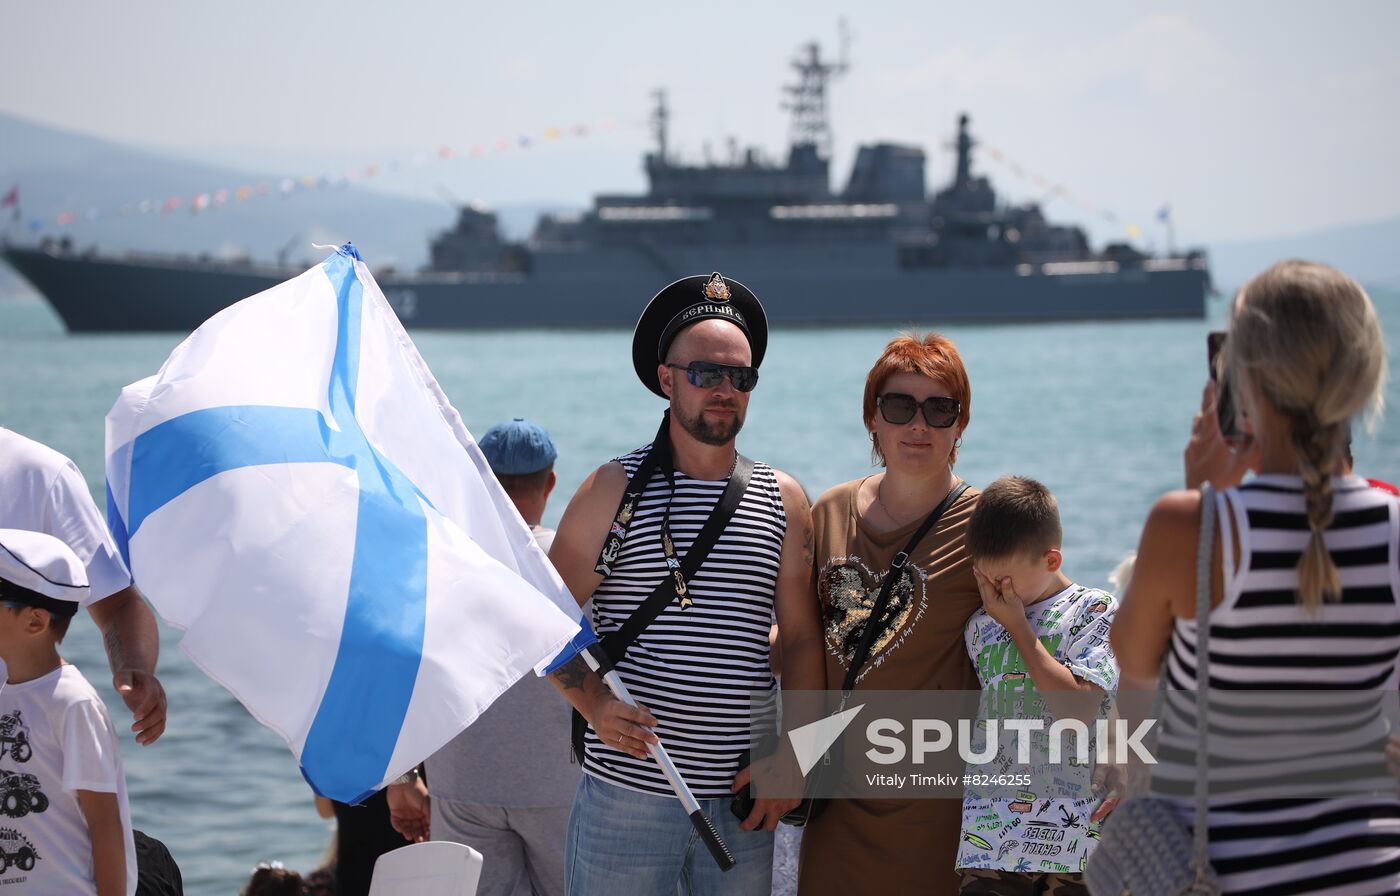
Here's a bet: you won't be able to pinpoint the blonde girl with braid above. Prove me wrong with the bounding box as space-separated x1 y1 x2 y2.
1110 260 1400 895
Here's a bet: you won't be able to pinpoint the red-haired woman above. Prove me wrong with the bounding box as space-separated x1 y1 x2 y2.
797 333 981 895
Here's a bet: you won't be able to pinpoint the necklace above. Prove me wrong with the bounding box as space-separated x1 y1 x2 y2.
874 479 918 528
875 477 959 528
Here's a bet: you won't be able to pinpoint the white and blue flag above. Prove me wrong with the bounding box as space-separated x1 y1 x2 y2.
104 244 593 803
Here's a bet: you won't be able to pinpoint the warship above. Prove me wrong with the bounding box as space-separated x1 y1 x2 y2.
2 41 1209 333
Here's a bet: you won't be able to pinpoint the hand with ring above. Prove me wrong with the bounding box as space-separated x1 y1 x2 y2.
591 694 658 761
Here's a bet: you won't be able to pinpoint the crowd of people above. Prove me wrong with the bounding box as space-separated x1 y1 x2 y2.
0 258 1397 895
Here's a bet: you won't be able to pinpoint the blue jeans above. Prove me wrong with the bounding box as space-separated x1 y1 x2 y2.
565 774 774 896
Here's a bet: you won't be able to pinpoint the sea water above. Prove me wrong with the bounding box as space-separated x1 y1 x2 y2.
2 289 1398 894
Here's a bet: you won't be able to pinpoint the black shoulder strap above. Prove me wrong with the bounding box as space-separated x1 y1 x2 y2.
593 414 671 577
840 481 970 696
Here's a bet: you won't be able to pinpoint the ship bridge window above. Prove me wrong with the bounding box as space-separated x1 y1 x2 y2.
769 203 899 220
1040 261 1121 276
1141 258 1192 272
597 206 713 222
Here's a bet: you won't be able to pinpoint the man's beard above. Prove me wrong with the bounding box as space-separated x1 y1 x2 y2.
674 401 745 446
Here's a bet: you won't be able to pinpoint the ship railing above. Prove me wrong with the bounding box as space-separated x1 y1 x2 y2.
1018 256 1208 277
1037 260 1121 276
597 206 713 222
1141 257 1208 272
769 202 899 220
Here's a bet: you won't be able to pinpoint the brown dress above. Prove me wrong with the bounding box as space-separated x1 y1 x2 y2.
798 478 982 896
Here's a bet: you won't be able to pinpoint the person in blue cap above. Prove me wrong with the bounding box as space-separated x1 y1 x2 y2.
393 417 578 896
479 418 560 552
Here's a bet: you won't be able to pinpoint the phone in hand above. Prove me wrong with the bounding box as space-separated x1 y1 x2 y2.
1207 331 1240 439
730 748 757 822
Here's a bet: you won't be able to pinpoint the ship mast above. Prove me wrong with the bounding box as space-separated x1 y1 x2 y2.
953 113 974 190
781 23 850 157
650 89 671 165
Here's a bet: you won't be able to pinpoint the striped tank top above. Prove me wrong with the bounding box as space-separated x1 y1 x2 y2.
583 444 786 797
1157 474 1400 895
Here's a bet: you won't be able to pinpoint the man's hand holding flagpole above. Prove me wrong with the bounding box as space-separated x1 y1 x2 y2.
575 644 738 872
387 631 737 870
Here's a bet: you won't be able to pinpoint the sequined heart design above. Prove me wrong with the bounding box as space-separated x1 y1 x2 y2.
821 556 927 679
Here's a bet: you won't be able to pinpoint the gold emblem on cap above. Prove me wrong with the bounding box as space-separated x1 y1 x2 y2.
702 272 731 303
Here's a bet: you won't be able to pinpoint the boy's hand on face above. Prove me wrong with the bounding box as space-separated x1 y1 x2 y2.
973 567 1029 631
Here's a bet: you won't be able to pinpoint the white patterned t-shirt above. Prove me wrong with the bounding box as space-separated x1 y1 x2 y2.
0 664 136 895
957 584 1118 875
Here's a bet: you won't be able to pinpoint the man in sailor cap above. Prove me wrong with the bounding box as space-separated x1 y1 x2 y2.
547 273 825 895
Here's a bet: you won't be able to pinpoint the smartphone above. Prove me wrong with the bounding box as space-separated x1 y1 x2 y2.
729 748 757 822
1206 331 1240 439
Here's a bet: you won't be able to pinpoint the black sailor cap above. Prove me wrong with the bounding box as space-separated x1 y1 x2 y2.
631 272 768 398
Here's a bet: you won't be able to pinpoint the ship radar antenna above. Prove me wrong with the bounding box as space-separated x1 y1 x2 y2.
434 183 464 209
953 112 975 190
781 24 851 158
650 89 670 165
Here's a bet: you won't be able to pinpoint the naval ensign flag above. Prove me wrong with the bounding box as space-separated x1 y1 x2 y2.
104 244 591 802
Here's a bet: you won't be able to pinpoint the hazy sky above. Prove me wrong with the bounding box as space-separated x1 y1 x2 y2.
5 2 1397 245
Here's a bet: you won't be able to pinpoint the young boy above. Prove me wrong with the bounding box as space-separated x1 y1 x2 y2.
0 529 136 895
955 476 1118 896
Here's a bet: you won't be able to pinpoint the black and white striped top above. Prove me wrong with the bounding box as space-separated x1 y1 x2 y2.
583 444 785 798
1157 474 1400 896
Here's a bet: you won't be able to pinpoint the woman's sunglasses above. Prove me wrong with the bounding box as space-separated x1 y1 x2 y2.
667 361 760 392
877 393 960 428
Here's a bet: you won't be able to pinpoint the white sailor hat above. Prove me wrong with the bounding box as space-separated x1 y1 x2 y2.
0 529 88 617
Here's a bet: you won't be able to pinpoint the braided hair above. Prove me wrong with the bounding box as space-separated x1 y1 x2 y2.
1227 260 1386 610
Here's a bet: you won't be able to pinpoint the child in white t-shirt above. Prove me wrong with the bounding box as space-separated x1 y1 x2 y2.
955 477 1118 896
0 529 135 895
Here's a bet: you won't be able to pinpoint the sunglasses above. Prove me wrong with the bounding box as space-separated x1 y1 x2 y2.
877 393 960 428
667 361 760 393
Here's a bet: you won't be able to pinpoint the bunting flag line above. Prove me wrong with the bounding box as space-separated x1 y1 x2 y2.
19 116 622 234
975 142 1171 247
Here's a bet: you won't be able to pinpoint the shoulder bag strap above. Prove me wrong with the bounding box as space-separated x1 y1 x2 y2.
1192 485 1216 879
840 481 970 699
593 414 671 577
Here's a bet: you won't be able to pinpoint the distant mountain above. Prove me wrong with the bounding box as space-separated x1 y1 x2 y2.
1207 215 1400 292
0 113 575 300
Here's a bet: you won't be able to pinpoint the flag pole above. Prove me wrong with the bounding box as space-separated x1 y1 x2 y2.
580 645 737 872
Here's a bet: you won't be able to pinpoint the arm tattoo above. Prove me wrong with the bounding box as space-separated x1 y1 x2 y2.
802 521 815 569
550 654 589 693
102 626 125 675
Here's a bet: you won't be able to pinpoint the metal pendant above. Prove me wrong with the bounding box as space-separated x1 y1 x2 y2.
662 530 691 608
